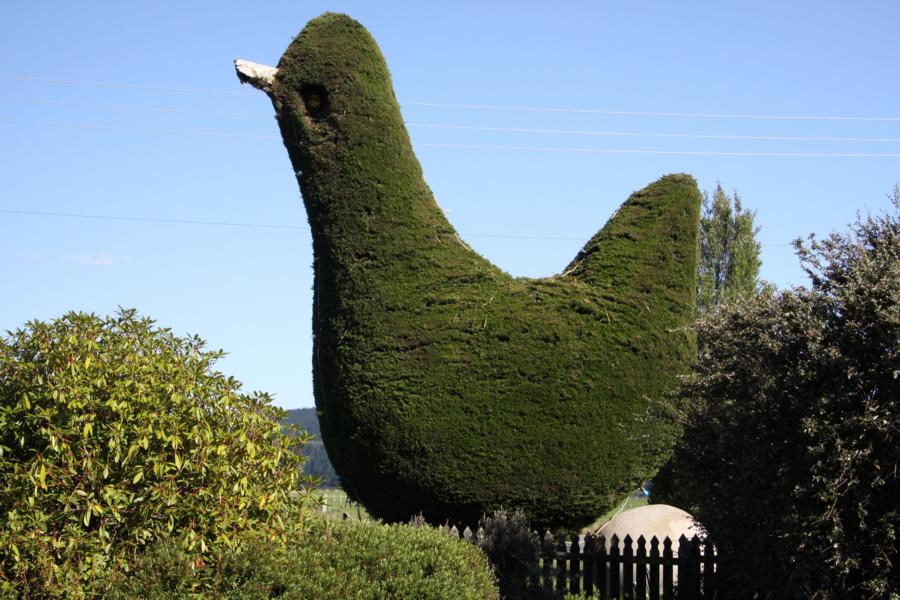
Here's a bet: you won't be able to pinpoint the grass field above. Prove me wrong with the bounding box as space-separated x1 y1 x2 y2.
581 493 649 533
316 488 370 521
317 486 647 532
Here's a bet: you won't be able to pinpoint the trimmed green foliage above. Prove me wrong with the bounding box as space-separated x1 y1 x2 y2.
0 310 315 597
102 518 499 599
655 196 899 599
247 13 699 528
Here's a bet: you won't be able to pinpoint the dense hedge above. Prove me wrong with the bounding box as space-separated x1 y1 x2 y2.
245 13 699 527
102 518 499 599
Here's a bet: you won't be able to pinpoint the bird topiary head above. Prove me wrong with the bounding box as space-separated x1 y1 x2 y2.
275 13 399 125
236 13 436 249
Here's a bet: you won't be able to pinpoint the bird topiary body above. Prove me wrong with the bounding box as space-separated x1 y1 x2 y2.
236 13 700 528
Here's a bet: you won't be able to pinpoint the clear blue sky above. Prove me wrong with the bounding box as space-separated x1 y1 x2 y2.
2 1 898 409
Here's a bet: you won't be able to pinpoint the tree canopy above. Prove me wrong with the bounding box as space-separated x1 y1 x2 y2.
655 193 899 599
697 184 762 313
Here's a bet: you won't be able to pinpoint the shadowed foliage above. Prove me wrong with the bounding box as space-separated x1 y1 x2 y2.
240 13 700 528
655 195 899 599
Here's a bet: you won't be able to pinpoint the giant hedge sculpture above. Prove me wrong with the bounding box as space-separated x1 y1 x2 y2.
235 13 700 528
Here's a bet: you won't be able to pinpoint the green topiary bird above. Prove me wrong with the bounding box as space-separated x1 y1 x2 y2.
235 13 700 529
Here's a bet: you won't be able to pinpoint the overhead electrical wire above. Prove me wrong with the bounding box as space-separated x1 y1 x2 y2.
0 208 795 246
0 74 890 246
3 119 899 158
0 74 256 96
417 142 900 158
3 96 899 143
0 118 279 139
0 208 303 230
3 74 900 122
0 95 271 118
404 101 900 122
407 123 900 144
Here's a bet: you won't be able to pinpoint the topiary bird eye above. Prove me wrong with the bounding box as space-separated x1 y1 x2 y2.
300 83 329 119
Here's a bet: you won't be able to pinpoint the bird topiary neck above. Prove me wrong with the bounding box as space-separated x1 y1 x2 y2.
257 14 457 276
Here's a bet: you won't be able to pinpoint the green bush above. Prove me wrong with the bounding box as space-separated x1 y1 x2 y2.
476 509 546 600
0 310 315 597
655 195 899 599
243 12 700 528
102 518 499 599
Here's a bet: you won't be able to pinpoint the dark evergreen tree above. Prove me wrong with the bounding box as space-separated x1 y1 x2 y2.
655 194 899 599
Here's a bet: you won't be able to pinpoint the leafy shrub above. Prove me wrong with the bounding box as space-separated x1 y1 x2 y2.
476 509 546 600
102 517 499 599
655 195 899 599
0 310 315 597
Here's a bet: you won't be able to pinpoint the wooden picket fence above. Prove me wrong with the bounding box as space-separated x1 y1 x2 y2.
444 526 719 599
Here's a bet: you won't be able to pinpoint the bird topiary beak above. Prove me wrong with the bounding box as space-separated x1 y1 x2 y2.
234 59 278 94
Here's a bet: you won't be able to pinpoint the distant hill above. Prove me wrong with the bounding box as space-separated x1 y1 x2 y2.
283 408 338 487
283 407 321 436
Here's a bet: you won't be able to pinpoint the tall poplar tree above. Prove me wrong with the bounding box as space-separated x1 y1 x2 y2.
697 184 762 312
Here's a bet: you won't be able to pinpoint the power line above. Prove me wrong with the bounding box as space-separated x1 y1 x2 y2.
405 101 900 123
408 123 900 144
0 208 303 230
418 142 900 158
0 75 256 96
4 74 899 122
0 208 581 240
0 118 279 139
3 96 899 142
0 208 794 246
4 119 900 158
0 95 271 119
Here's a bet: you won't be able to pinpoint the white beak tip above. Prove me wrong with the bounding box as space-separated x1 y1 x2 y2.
234 59 278 88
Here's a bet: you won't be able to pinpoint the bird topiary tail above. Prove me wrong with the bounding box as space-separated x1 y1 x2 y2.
564 174 700 323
